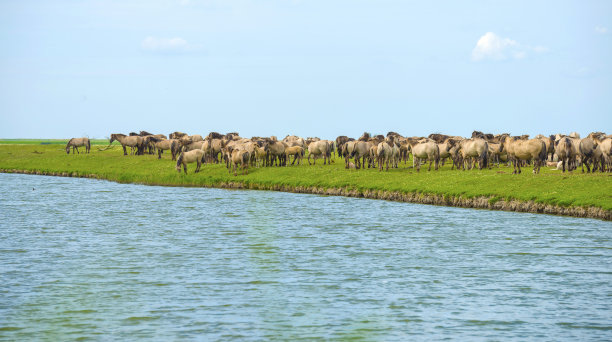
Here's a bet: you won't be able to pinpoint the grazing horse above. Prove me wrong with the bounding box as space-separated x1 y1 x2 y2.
176 149 205 174
503 136 546 174
109 133 144 155
409 139 439 171
65 137 90 154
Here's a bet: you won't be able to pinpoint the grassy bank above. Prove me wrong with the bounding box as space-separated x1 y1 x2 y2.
1 143 611 219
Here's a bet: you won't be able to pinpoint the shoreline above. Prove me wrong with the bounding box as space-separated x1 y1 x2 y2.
3 168 610 221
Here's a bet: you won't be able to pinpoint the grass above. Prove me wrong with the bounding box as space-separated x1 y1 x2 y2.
0 139 110 145
0 142 611 211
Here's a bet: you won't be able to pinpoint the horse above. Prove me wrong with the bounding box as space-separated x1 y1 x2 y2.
152 138 179 160
252 143 268 168
65 137 90 154
308 140 330 165
503 136 546 174
229 149 250 176
109 133 144 155
579 135 599 173
409 139 439 171
267 138 286 166
437 138 457 167
176 149 205 174
376 136 394 171
285 146 305 166
169 131 188 140
554 137 576 172
457 138 489 170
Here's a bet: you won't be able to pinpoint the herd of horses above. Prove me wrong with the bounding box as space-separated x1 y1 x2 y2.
66 130 612 176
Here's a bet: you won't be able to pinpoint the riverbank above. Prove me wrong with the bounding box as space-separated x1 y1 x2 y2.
1 143 610 220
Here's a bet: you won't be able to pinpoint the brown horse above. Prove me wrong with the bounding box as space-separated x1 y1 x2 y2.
66 137 90 154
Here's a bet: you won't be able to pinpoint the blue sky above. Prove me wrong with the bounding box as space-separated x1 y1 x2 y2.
0 1 610 139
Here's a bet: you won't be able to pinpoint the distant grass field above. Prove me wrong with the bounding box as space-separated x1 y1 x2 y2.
0 139 110 145
1 143 610 212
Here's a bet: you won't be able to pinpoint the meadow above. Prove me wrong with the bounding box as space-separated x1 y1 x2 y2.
1 140 610 217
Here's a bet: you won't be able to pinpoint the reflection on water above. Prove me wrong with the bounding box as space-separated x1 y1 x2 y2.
1 173 611 340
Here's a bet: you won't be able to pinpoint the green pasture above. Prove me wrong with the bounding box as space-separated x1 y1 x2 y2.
0 139 110 145
0 143 610 211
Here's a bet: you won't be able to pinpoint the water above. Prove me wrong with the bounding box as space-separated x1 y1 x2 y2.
0 173 611 341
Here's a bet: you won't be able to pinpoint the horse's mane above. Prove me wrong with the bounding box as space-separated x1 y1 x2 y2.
359 132 370 141
207 132 223 140
428 133 449 143
129 132 139 136
140 131 153 136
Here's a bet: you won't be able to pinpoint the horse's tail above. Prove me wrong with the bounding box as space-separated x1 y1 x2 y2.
176 152 184 168
86 138 91 150
538 141 547 163
480 142 489 168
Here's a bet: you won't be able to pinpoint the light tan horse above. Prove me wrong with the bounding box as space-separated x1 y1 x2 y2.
110 133 144 155
376 136 394 171
350 141 372 169
154 138 179 160
554 137 576 172
65 137 90 154
229 149 250 176
457 138 489 170
176 149 205 174
503 136 546 174
285 146 305 166
409 139 439 172
308 140 330 165
253 143 268 168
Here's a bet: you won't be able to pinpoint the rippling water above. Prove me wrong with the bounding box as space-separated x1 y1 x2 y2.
1 173 611 340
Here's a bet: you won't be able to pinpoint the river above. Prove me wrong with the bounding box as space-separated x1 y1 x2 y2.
1 173 610 340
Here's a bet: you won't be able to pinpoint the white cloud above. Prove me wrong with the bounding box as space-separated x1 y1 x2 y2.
595 26 608 34
471 32 546 62
141 36 191 51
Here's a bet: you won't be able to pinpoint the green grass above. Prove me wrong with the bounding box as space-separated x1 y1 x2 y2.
0 139 110 145
0 143 611 211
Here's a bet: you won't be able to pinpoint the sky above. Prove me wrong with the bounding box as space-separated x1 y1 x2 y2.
0 0 610 140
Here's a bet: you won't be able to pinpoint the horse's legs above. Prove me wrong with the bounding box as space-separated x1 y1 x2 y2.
195 161 201 173
183 163 187 174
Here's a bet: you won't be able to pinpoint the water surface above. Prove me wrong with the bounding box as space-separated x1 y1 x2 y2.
1 173 610 340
